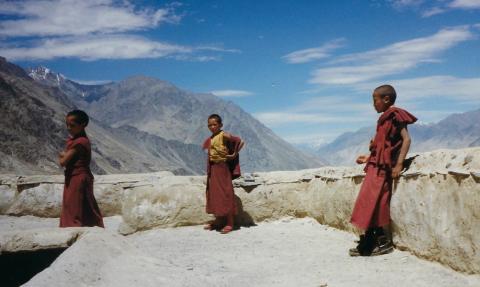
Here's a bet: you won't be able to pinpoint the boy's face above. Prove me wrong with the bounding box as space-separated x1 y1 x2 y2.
66 115 85 137
208 118 222 134
372 92 391 113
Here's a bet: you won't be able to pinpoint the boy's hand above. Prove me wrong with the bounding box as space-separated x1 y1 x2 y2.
226 152 237 160
356 155 369 164
392 164 403 179
368 139 374 151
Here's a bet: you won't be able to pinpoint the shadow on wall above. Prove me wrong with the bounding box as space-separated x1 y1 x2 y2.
235 195 256 228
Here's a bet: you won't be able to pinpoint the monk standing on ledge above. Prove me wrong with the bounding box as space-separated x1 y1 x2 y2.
59 110 104 228
203 114 244 234
350 85 416 256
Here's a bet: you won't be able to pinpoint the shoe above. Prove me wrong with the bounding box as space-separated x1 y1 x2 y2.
349 247 361 257
349 230 376 257
203 223 213 230
370 235 394 256
220 225 233 234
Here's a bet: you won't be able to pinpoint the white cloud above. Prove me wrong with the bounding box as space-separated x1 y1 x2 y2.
0 35 236 61
283 133 338 148
253 112 343 126
0 0 238 61
0 0 181 37
353 75 480 102
449 0 480 9
309 26 474 85
70 79 113 85
294 96 372 113
389 0 425 9
392 0 480 17
282 38 345 64
210 90 253 97
422 7 447 17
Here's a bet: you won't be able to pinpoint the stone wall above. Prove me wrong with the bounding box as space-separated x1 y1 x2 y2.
1 148 479 274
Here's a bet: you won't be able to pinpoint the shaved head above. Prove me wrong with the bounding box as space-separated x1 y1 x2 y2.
374 85 397 104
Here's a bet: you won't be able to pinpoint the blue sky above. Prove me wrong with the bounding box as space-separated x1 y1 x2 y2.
1 0 479 148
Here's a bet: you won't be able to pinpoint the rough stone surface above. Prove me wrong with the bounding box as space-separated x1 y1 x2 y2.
21 219 480 287
0 171 173 217
119 176 210 234
1 148 479 274
0 227 88 254
0 215 122 234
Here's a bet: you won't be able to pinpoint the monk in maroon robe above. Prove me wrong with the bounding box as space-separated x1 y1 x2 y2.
59 110 104 228
202 114 244 234
350 85 416 256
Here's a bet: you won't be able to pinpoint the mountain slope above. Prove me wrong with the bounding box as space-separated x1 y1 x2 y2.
63 75 324 172
316 109 480 166
1 58 206 175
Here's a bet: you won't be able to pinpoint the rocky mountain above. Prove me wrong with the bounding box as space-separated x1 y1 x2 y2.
316 109 480 166
1 58 207 175
27 66 113 105
1 59 323 174
37 71 324 172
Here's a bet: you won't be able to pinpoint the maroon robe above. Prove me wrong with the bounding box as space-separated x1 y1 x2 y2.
351 107 417 230
60 132 104 228
202 133 242 216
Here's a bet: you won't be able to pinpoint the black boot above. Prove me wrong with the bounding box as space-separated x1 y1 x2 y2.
349 228 375 256
370 234 394 256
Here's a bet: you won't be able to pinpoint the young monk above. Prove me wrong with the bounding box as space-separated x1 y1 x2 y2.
349 85 416 256
59 110 104 228
202 114 244 234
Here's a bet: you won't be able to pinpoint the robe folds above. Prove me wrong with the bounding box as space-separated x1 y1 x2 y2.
351 107 417 230
60 133 104 228
202 132 242 216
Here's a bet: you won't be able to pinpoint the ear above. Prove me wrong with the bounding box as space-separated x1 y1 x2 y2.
383 95 390 103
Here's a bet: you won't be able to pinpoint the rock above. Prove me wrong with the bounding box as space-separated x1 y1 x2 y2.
0 185 16 213
0 227 89 254
2 147 480 274
391 172 480 274
24 229 216 287
119 176 210 234
7 183 63 217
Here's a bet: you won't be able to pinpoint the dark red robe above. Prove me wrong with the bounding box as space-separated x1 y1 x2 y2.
202 133 242 216
60 132 104 228
350 107 417 230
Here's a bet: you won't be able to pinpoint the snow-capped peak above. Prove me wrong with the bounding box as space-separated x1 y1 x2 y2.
27 66 66 86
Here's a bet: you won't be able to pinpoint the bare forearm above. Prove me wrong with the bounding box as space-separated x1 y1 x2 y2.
396 138 411 167
59 149 77 167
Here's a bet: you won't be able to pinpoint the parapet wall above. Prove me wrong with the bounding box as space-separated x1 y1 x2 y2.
1 148 479 274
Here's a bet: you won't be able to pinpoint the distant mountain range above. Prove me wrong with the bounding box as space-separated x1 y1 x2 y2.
0 57 323 175
316 109 480 166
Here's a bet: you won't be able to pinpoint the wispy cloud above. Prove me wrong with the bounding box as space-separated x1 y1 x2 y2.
388 0 480 17
282 38 346 64
449 0 480 9
0 0 237 61
422 7 447 17
0 0 181 37
253 95 374 127
253 112 344 126
388 0 425 9
210 90 253 97
354 75 480 102
309 26 474 85
71 78 113 85
0 35 232 61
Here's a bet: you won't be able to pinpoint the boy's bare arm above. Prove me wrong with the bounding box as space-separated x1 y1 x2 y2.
356 138 374 164
223 132 244 159
59 148 78 167
392 126 411 178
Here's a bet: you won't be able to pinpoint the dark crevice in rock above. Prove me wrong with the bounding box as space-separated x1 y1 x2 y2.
0 247 67 286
